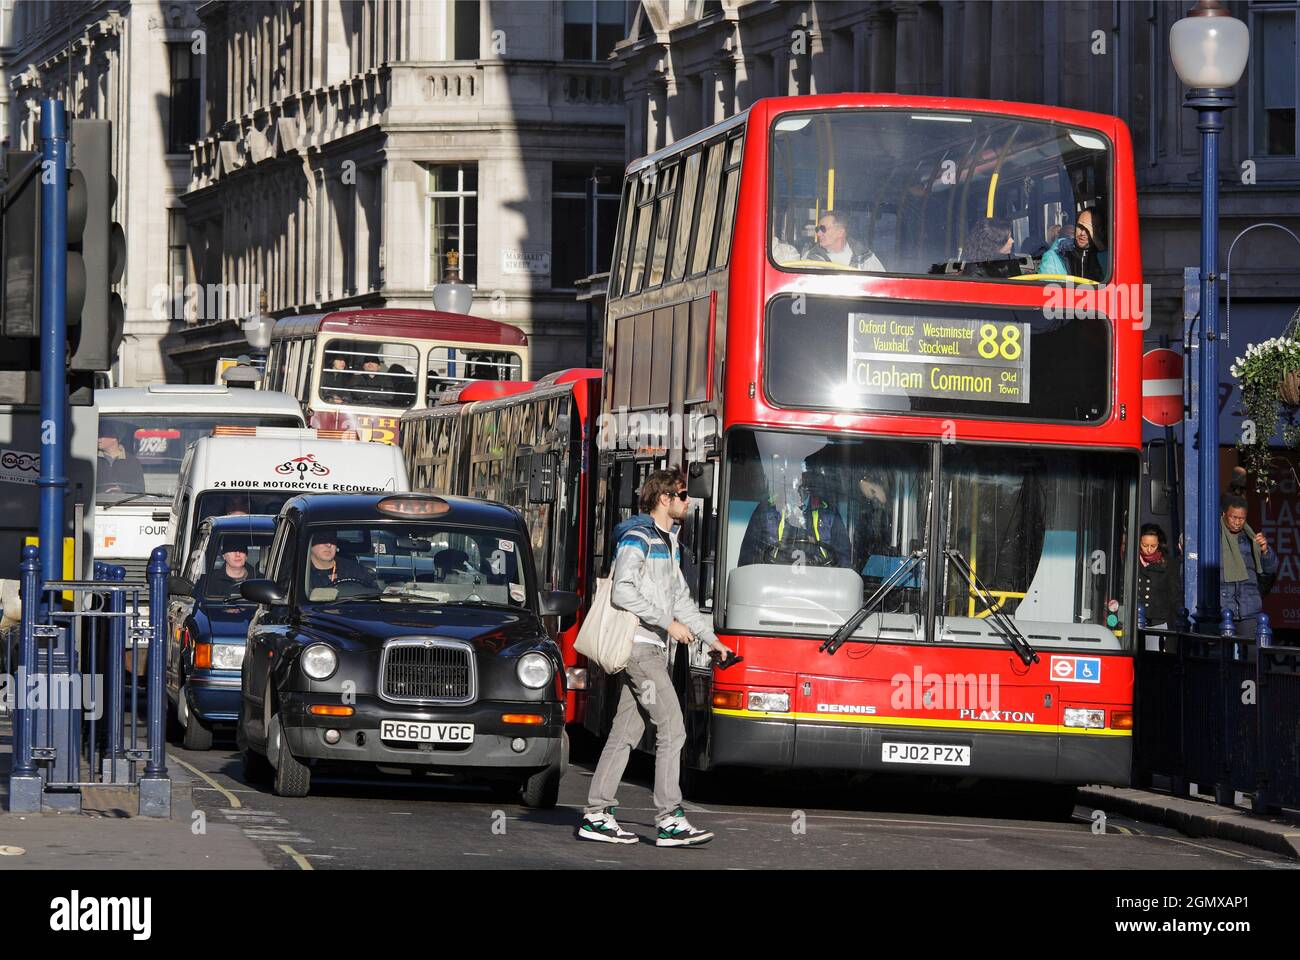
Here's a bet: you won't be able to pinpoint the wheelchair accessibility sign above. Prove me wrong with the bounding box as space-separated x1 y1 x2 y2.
1050 655 1101 684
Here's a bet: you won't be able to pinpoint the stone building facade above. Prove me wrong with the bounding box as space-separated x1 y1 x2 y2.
0 0 206 387
173 0 628 382
613 0 1300 349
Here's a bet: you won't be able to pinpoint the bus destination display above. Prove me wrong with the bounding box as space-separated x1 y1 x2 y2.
846 313 1031 404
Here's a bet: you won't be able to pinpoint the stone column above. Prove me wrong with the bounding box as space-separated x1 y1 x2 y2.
868 10 895 93
893 2 919 96
958 0 990 99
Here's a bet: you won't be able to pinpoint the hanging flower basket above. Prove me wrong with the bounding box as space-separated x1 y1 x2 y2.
1281 369 1300 406
1231 333 1300 491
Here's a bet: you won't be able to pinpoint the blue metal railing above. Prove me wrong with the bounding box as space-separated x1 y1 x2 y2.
6 544 171 816
1135 605 1300 812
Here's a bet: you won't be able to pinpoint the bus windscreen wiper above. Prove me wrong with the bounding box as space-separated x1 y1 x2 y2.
820 550 925 656
943 548 1039 667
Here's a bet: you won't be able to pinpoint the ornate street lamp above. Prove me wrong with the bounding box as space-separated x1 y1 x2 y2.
241 289 275 357
432 249 474 314
1170 0 1249 628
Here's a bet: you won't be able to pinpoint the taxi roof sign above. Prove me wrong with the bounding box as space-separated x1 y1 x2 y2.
376 495 451 517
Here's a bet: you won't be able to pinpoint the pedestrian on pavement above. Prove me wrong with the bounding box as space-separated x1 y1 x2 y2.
580 468 731 847
1137 523 1180 646
1220 495 1278 638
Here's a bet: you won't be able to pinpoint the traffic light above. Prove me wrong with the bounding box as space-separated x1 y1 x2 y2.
0 120 124 383
67 119 125 372
1 149 41 360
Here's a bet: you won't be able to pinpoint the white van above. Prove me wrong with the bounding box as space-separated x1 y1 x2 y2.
168 427 410 573
93 385 305 580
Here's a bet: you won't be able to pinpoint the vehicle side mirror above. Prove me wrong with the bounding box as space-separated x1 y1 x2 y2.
687 461 715 500
168 575 194 597
539 590 579 618
240 579 286 606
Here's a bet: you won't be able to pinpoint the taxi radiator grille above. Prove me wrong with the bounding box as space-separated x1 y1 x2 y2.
381 640 475 704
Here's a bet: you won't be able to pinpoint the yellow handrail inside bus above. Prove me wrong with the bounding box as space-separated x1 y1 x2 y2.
969 589 1028 619
986 172 999 218
1010 273 1101 284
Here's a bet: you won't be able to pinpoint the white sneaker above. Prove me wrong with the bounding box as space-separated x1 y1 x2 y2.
656 807 714 847
578 807 638 844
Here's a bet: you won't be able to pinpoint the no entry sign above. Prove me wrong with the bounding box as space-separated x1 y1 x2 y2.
1142 348 1183 426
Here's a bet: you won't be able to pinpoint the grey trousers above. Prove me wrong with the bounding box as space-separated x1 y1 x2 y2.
585 642 686 821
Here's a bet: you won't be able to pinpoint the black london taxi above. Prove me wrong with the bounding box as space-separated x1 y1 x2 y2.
165 513 277 750
235 493 577 806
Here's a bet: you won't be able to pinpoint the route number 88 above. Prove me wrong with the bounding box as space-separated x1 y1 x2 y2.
977 324 1022 361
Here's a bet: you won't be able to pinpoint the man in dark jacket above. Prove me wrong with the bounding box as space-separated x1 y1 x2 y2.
739 470 851 568
1219 496 1277 638
96 424 146 495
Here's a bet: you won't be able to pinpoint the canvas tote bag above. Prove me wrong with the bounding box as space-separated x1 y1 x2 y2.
573 577 638 674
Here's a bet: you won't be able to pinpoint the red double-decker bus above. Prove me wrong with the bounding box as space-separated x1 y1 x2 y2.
587 94 1142 807
262 308 530 444
400 369 603 723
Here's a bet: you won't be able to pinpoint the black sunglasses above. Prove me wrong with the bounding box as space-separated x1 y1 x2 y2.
665 490 690 501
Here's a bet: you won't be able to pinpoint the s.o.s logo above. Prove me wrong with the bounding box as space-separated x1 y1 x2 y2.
275 454 331 478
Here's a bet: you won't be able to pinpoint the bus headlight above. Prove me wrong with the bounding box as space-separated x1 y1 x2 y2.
301 644 338 680
1063 708 1105 729
517 653 552 689
747 692 790 713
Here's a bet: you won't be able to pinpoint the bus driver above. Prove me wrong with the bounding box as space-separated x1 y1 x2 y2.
738 468 852 568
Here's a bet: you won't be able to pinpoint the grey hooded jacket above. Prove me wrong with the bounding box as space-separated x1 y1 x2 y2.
609 514 718 653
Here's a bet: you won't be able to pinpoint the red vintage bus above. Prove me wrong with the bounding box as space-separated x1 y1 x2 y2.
400 369 603 724
588 94 1143 807
262 308 530 444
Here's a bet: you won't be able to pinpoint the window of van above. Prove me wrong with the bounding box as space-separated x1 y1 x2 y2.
97 415 302 504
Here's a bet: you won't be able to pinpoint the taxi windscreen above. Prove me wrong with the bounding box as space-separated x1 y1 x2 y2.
302 523 530 608
201 531 275 601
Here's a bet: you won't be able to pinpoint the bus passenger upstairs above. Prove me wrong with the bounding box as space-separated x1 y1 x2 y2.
802 210 884 272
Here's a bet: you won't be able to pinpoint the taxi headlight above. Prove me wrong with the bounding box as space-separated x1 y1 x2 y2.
301 644 338 680
211 643 245 671
517 653 552 690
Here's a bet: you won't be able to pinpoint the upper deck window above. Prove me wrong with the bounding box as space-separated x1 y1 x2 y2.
769 110 1112 285
321 340 419 410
